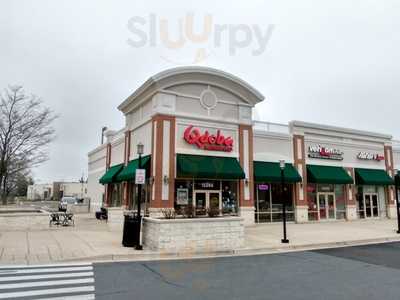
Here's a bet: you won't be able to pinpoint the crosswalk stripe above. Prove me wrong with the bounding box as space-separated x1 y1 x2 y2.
0 286 95 299
0 263 92 269
0 271 94 282
0 277 94 289
0 266 92 275
37 294 95 300
0 263 95 299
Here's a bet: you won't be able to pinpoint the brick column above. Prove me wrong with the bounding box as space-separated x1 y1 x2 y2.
385 145 397 218
104 143 112 207
149 114 175 217
238 124 254 225
293 134 308 223
122 130 131 208
344 167 357 220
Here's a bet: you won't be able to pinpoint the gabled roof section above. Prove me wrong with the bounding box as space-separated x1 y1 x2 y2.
118 66 265 114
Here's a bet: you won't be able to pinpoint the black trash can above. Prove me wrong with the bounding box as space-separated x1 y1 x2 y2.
122 213 141 247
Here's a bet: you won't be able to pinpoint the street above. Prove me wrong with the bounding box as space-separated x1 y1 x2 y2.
1 242 400 299
93 242 400 300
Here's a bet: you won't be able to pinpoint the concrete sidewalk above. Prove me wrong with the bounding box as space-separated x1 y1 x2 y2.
1 215 400 265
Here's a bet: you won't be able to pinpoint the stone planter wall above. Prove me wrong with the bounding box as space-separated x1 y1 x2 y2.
142 217 244 253
0 211 50 231
107 207 124 231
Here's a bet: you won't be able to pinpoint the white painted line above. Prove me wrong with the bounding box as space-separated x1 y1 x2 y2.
0 266 93 275
0 272 94 282
0 263 92 269
0 277 94 289
38 294 95 300
0 286 95 299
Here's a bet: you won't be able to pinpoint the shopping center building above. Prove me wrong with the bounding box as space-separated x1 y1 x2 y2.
88 66 400 226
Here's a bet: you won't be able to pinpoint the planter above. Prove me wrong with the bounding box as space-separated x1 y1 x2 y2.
142 216 245 253
0 210 50 231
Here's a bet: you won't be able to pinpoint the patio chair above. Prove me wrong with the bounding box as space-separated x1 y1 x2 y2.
49 213 60 227
66 213 74 226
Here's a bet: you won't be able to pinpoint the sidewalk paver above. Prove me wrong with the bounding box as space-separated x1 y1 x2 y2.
0 214 400 265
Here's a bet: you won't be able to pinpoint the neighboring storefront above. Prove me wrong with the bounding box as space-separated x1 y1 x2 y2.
88 66 398 225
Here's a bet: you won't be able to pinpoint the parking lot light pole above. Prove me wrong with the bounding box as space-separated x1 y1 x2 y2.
395 172 400 234
136 142 144 250
280 160 289 244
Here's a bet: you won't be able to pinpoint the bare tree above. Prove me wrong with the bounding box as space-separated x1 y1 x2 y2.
0 86 57 204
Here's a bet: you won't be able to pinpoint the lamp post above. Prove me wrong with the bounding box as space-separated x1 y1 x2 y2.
280 160 289 243
136 142 144 250
395 172 400 234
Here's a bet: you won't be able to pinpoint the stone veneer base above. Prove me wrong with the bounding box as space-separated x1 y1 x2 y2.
238 207 255 226
142 216 245 253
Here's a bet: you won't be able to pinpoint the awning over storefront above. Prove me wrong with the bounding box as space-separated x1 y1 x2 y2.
354 168 394 185
99 164 124 185
254 161 302 183
307 165 353 184
176 154 245 179
116 155 151 182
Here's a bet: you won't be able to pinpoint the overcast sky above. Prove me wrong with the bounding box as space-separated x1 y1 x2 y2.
1 0 399 183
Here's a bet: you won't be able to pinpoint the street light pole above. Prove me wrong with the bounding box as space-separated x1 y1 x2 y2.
280 160 289 244
136 142 144 250
395 172 400 234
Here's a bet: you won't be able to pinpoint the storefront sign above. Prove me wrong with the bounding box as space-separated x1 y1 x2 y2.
308 145 344 161
194 180 220 190
135 169 146 184
184 125 233 152
176 188 189 205
357 152 384 161
258 184 269 191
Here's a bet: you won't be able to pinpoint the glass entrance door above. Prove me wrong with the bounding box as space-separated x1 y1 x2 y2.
364 193 379 218
194 191 221 216
317 193 336 220
194 192 207 216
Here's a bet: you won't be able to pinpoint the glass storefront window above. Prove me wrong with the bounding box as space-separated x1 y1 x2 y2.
128 182 148 213
110 183 122 207
174 180 194 211
255 183 294 223
335 185 346 220
221 181 238 215
307 184 318 221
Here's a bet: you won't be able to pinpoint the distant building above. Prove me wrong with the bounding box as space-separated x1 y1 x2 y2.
27 182 88 201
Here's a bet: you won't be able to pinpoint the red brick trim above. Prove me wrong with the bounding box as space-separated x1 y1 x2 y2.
293 135 307 206
238 124 253 207
384 145 395 205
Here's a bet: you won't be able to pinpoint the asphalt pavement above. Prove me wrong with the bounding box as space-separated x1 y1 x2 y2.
93 242 400 300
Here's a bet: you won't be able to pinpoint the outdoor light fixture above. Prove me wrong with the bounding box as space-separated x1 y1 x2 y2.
137 142 144 156
279 159 285 170
163 175 169 185
149 177 155 185
279 159 289 244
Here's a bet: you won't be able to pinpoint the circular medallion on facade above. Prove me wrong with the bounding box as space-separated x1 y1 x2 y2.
200 88 218 110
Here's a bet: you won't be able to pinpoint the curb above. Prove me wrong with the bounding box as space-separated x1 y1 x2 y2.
55 236 400 265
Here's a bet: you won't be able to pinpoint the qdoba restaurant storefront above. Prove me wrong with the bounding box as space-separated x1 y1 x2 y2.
88 66 400 226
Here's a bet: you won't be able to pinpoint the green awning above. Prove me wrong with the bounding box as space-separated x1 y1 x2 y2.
177 154 245 179
355 168 394 185
116 155 151 182
254 161 302 183
307 165 353 184
99 164 124 185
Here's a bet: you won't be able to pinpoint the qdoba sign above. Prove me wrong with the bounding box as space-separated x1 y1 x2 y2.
184 125 234 152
